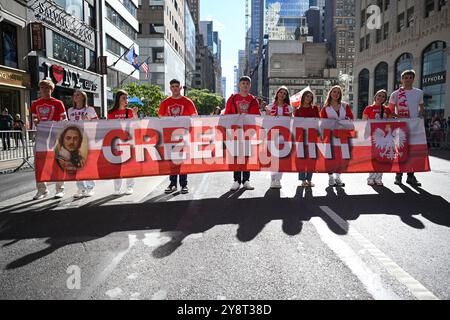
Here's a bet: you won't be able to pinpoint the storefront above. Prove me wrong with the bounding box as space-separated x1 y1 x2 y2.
0 66 31 128
27 0 103 116
29 57 102 116
422 41 447 119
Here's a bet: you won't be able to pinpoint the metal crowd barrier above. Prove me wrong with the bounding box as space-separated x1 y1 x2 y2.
0 130 36 172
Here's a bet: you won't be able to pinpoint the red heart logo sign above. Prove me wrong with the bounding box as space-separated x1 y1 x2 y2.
51 65 64 83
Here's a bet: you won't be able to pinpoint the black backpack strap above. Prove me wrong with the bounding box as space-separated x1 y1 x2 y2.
125 108 129 119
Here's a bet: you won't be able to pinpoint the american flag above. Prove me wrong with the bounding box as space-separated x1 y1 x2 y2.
141 61 150 79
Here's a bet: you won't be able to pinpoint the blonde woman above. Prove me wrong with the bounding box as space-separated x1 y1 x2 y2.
320 86 354 187
267 86 293 189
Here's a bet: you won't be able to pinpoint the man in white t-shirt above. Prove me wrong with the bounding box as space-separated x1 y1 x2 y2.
388 70 425 187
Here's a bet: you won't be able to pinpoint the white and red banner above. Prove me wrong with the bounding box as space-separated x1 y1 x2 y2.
35 115 430 182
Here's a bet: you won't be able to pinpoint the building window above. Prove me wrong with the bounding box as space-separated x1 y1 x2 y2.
425 0 435 17
383 22 389 40
55 0 83 20
0 22 18 69
374 62 388 93
358 69 370 118
438 0 448 11
422 41 447 119
397 12 405 32
53 32 85 68
106 35 128 59
394 53 413 89
365 34 370 49
407 7 415 27
106 3 137 40
376 28 382 43
150 24 165 35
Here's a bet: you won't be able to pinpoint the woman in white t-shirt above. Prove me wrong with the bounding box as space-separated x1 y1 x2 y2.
267 86 293 189
68 90 98 198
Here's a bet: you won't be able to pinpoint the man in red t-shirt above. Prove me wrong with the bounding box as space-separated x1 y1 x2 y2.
159 79 198 195
224 76 261 191
31 80 67 200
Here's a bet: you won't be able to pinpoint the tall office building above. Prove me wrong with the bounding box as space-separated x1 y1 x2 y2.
100 0 140 110
265 0 309 40
355 0 450 119
137 0 186 95
186 0 200 30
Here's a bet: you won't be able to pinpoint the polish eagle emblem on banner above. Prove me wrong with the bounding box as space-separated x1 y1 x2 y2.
371 122 409 162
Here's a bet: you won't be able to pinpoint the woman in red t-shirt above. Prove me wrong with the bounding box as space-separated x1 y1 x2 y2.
362 89 391 187
320 86 354 187
294 89 320 188
107 90 137 195
267 86 293 189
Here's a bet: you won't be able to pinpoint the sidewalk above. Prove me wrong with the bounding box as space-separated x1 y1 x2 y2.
0 158 33 174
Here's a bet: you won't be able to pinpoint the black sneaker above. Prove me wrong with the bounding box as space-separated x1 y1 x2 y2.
181 186 189 194
394 176 402 185
165 185 177 194
406 176 421 187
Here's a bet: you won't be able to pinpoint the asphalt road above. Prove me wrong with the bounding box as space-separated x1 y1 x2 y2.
0 151 449 300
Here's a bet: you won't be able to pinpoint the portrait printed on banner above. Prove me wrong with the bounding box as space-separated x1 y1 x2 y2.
54 125 89 173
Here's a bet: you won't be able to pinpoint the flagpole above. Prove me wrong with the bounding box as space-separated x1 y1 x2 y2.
119 56 151 88
110 43 135 67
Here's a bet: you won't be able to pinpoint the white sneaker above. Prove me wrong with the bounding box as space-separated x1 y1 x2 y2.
270 180 281 189
335 177 345 187
125 187 134 195
243 181 255 190
33 190 49 200
230 181 240 191
328 176 336 186
114 190 123 196
83 189 94 197
74 189 85 198
367 179 375 186
54 191 65 199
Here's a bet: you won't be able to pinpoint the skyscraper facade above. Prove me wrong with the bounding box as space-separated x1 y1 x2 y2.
265 0 309 40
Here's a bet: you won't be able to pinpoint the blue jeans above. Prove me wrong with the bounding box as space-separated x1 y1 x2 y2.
76 180 95 191
298 172 313 181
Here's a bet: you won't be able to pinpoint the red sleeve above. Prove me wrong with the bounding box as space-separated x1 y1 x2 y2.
313 106 320 118
186 98 198 115
224 95 236 115
158 101 167 116
362 106 370 118
249 97 261 115
107 111 114 119
345 104 354 120
30 102 36 115
320 106 328 118
383 106 392 117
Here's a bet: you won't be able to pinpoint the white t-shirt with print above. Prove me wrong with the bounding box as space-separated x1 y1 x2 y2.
67 106 98 121
389 87 424 118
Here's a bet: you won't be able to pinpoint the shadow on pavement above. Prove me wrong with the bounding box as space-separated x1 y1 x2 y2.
1 184 449 268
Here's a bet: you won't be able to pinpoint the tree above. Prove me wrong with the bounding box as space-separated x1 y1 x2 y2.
186 89 224 115
120 83 167 117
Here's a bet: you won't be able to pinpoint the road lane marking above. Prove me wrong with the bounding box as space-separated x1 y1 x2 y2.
310 215 400 300
78 234 137 300
319 206 439 300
